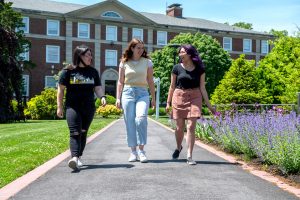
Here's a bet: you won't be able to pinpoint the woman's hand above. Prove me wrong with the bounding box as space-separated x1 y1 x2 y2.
101 97 106 106
57 107 63 118
65 64 75 70
151 99 156 109
115 99 121 109
165 104 172 115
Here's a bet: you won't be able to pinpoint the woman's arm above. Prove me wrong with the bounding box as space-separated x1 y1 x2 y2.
166 73 176 112
199 73 216 114
147 67 156 108
116 65 125 108
57 84 66 118
94 86 106 106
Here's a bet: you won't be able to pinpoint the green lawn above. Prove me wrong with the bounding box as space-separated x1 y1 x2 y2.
0 117 116 188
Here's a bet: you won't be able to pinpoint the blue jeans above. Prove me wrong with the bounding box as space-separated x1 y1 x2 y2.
122 86 149 147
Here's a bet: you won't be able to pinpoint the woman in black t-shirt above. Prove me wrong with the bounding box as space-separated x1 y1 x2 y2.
166 44 216 165
57 45 106 171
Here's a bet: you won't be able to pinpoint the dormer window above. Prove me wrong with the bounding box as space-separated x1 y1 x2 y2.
101 11 122 19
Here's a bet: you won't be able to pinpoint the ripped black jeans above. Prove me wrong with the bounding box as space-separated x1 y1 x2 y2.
66 106 95 157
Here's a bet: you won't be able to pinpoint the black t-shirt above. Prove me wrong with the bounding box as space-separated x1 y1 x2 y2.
172 64 205 89
59 66 101 107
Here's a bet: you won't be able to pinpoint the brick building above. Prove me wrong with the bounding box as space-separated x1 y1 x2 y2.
9 0 273 98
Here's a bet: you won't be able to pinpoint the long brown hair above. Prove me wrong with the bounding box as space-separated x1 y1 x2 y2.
121 38 148 62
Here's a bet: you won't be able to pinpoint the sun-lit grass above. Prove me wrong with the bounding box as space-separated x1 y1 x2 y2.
0 117 116 188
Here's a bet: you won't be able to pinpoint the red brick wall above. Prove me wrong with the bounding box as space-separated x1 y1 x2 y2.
214 36 223 47
30 18 46 35
27 38 66 97
127 27 132 41
60 21 66 37
233 38 243 51
90 24 95 39
143 29 148 44
153 30 157 45
168 32 177 42
252 40 256 53
72 22 77 37
101 24 106 40
117 27 122 42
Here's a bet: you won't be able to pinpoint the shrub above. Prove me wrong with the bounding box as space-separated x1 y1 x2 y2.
148 108 155 115
24 88 58 120
96 104 122 118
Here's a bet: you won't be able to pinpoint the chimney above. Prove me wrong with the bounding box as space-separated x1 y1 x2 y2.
166 3 182 18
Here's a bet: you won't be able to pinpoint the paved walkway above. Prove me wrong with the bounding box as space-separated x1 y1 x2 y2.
1 119 300 200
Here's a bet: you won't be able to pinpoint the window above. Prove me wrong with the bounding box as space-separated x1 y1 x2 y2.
101 11 122 19
223 37 232 51
18 17 29 33
105 50 117 66
106 26 117 41
22 75 29 96
45 76 57 88
243 39 252 52
47 20 59 36
261 40 269 54
78 23 90 38
157 31 167 46
132 28 143 40
46 45 60 63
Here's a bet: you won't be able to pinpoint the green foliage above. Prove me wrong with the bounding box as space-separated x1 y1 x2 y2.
269 29 288 38
257 36 300 104
151 32 232 102
195 123 214 142
24 88 58 120
211 55 272 104
96 105 122 118
232 22 253 30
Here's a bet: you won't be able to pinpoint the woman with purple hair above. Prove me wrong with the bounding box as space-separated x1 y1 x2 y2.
166 44 216 165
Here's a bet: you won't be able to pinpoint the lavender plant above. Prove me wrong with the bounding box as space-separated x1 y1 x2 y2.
196 111 300 174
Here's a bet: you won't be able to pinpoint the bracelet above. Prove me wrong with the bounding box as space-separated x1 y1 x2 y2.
101 95 106 99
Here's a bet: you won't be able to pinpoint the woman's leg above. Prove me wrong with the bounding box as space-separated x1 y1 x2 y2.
136 95 149 150
186 117 197 158
122 88 137 148
66 107 82 158
79 107 95 157
175 118 185 150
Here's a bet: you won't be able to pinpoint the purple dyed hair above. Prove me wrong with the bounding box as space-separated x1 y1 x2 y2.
179 44 205 70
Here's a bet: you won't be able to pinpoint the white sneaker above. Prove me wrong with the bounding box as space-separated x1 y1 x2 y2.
78 158 83 167
128 152 138 162
138 151 148 163
68 157 79 170
187 157 197 165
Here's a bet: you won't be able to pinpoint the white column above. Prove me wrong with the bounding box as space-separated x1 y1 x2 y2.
65 21 73 63
147 29 153 53
95 24 101 73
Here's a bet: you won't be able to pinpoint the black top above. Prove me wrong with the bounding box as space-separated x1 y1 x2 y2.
59 66 101 107
172 64 205 89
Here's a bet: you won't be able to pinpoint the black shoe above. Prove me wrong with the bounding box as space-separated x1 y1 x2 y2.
172 145 183 159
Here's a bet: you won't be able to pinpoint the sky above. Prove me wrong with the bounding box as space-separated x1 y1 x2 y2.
56 0 300 35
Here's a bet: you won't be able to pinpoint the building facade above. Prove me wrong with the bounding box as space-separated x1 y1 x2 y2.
9 0 273 98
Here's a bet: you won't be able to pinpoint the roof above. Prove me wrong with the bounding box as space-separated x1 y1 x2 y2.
7 0 271 36
7 0 85 14
141 12 270 36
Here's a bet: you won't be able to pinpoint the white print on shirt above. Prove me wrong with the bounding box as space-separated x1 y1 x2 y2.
69 73 95 84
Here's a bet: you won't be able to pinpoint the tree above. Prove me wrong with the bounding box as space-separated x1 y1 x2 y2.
211 55 272 104
151 32 232 102
0 1 30 123
269 29 288 38
257 36 300 104
232 22 253 30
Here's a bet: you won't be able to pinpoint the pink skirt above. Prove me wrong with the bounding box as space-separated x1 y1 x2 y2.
171 88 202 119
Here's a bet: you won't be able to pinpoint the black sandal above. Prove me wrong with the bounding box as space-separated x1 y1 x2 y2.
172 145 183 159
